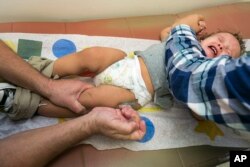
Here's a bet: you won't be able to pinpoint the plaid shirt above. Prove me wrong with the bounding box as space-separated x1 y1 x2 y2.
165 25 250 131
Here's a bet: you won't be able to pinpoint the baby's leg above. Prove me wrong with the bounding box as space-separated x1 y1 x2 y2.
78 85 141 110
38 84 140 118
53 47 126 77
37 99 82 118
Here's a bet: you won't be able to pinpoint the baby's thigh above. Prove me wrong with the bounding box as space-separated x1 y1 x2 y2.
79 85 138 109
84 47 127 73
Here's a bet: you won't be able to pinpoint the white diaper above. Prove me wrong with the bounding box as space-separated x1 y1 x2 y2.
94 54 152 106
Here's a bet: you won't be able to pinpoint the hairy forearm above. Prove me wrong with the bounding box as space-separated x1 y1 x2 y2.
0 40 51 96
0 115 93 167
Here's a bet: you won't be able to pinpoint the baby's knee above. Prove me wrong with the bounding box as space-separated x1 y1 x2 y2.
81 47 107 72
82 47 103 58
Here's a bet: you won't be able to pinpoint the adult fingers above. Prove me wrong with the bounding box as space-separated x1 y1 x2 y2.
70 100 86 114
139 120 146 135
110 128 145 140
129 120 146 140
72 82 93 113
111 120 139 137
118 125 146 140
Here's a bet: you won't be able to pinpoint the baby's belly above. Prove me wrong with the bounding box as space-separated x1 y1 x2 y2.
138 57 154 96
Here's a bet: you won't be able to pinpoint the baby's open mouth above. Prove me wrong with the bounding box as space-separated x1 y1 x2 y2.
208 45 218 56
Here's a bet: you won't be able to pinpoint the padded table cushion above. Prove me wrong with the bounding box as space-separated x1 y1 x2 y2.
0 2 250 40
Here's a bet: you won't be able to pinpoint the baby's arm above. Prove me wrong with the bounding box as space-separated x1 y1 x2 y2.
171 14 206 34
160 26 171 42
160 14 206 42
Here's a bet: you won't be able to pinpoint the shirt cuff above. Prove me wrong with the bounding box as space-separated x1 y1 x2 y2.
171 24 196 35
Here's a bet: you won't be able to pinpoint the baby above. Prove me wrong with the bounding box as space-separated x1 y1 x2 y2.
36 14 245 117
0 15 246 118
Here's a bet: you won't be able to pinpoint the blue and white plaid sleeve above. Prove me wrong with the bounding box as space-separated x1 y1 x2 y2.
165 25 250 131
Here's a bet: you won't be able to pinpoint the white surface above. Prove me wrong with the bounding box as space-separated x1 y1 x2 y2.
0 33 249 151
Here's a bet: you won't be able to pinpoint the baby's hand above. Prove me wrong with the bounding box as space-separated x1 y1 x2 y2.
172 14 206 34
160 14 207 41
197 20 206 33
197 20 207 40
119 105 140 122
160 26 171 42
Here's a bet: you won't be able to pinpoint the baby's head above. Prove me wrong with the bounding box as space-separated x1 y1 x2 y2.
200 31 245 58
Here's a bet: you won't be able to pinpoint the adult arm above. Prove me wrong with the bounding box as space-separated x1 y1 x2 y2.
0 106 146 167
165 25 250 131
0 40 92 113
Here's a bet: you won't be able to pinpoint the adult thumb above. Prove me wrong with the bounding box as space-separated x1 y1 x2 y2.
71 100 86 114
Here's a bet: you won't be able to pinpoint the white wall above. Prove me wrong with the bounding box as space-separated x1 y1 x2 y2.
0 0 248 22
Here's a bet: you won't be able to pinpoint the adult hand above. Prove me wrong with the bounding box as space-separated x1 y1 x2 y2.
0 40 92 114
46 78 93 114
172 14 207 34
88 106 146 140
0 106 145 167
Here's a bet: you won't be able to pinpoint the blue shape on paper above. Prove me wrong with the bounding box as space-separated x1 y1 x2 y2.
138 116 155 143
52 39 76 58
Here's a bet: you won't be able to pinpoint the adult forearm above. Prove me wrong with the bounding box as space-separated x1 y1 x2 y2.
0 115 92 167
0 40 50 96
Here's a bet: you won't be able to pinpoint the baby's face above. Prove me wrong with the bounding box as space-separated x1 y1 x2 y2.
200 32 241 58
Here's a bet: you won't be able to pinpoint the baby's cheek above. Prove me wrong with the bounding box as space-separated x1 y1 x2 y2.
204 48 212 58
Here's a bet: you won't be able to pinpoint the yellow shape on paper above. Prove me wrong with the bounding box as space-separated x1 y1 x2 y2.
127 52 135 58
195 120 224 141
3 40 17 52
138 106 162 113
81 46 90 50
58 118 66 124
